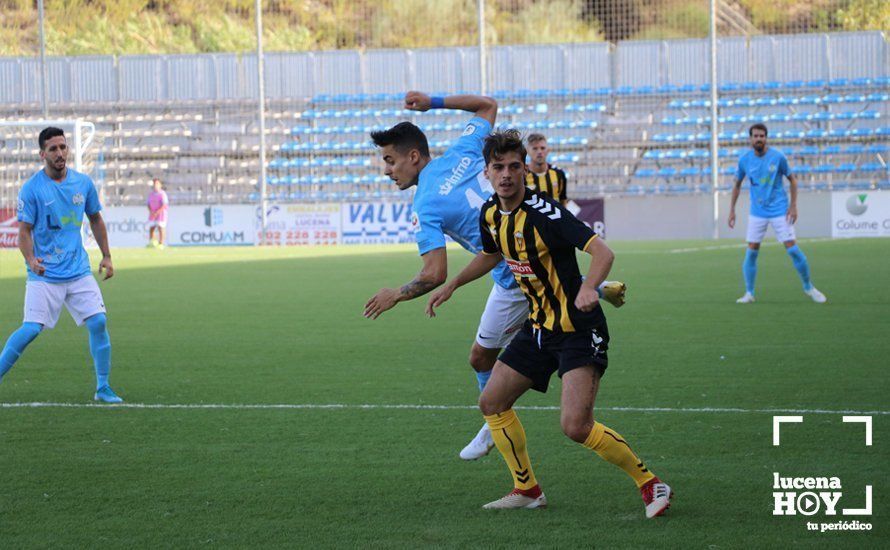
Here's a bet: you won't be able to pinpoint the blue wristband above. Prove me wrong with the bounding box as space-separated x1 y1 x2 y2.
430 96 445 109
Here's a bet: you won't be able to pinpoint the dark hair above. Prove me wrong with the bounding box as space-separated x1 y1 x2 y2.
483 128 527 165
527 133 547 144
370 122 430 158
749 123 768 136
38 127 65 150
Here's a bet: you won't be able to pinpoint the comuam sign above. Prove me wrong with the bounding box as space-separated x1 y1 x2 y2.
831 191 890 238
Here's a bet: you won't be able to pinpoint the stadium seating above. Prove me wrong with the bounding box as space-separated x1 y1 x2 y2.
1 74 887 205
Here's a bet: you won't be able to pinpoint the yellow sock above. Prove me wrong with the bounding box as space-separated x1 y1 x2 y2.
484 409 538 491
583 422 656 488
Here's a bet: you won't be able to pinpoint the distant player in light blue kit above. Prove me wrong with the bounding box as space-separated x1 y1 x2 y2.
728 123 826 304
0 127 123 403
363 92 624 459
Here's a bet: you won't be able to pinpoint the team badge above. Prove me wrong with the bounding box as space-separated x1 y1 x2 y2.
410 211 421 233
769 164 777 173
16 198 24 212
72 193 85 205
462 124 476 137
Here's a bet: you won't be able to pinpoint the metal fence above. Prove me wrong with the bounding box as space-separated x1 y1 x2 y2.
0 32 886 105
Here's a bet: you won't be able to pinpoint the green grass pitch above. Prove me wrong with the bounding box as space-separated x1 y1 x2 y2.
0 239 887 548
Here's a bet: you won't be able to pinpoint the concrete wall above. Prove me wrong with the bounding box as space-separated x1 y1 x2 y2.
604 191 833 240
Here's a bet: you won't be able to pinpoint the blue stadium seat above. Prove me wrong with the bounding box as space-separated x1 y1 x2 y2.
757 97 780 107
828 128 851 138
851 128 875 137
762 81 782 90
657 84 680 94
828 78 849 88
814 164 835 173
742 81 761 91
680 167 701 177
790 112 812 122
811 112 833 122
657 167 678 177
860 162 885 172
851 78 872 87
844 144 866 154
873 76 890 87
844 94 867 104
689 149 709 159
783 80 806 89
857 110 881 119
822 94 845 104
805 129 829 139
805 79 826 89
866 92 890 102
876 127 890 137
867 144 889 153
635 168 657 178
796 145 819 156
797 95 822 105
836 163 857 173
823 145 842 155
615 86 634 95
767 114 790 123
677 84 698 93
794 165 813 174
664 150 687 159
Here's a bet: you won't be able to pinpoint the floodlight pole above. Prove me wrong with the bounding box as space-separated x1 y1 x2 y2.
255 0 268 246
37 0 49 117
708 0 720 240
478 0 487 95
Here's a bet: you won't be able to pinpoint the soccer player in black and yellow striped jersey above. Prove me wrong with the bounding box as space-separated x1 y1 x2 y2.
526 133 567 205
427 129 672 517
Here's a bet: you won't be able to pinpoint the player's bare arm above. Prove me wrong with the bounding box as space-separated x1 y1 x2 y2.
364 247 447 319
17 222 44 276
786 174 799 224
576 237 614 312
403 91 497 126
87 211 114 280
728 178 743 229
426 252 502 317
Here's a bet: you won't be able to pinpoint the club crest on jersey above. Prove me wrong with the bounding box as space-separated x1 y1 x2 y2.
769 164 777 173
72 193 85 205
462 124 476 137
410 211 421 233
514 231 525 251
17 198 24 212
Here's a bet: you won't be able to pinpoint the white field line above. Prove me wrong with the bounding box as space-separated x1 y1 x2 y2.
1 402 887 415
666 237 835 254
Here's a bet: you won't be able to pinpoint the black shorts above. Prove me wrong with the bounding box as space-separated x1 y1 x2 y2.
498 320 609 393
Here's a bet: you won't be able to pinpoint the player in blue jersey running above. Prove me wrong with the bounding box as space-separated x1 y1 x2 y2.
363 92 624 459
0 127 123 403
729 123 826 304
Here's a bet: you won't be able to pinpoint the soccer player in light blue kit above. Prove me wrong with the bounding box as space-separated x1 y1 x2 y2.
0 127 123 403
728 123 826 304
363 92 623 459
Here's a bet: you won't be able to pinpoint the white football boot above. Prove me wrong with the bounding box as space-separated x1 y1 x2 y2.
805 287 827 303
460 423 495 460
483 487 547 509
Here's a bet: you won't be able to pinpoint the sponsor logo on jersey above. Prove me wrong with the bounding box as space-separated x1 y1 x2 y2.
506 259 535 278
